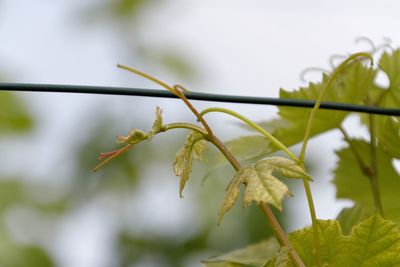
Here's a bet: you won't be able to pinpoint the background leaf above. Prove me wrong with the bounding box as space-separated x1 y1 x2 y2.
333 139 400 223
0 92 33 134
202 239 279 267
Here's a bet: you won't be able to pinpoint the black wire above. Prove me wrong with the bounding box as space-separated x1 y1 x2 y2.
1 83 400 116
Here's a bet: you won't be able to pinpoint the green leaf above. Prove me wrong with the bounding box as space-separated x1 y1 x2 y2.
380 49 400 89
376 116 400 158
270 62 376 149
173 131 207 197
284 215 400 266
338 215 400 266
226 119 292 161
225 135 272 161
264 247 292 267
0 92 33 134
333 139 400 223
202 239 279 267
336 204 374 235
227 62 375 158
218 157 311 224
0 243 54 267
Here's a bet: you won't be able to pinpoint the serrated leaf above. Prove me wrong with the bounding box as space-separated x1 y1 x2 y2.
218 157 311 224
241 62 376 153
173 131 206 197
202 238 279 267
333 139 400 223
380 49 400 88
338 215 400 266
282 215 400 266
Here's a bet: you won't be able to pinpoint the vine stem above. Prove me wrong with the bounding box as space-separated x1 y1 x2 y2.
299 52 373 163
369 115 384 216
117 65 305 267
296 52 373 266
199 107 320 266
208 135 305 267
199 107 298 161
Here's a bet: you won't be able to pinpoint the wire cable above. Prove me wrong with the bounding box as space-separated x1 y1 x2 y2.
1 83 399 116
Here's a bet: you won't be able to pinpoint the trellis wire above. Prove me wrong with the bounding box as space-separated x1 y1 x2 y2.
0 83 399 116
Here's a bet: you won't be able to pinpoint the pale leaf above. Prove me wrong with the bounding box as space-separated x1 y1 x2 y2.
173 131 206 197
218 157 311 224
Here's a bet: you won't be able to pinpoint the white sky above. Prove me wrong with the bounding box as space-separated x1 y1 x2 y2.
1 1 400 266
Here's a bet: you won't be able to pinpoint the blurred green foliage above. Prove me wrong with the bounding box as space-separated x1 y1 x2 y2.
0 92 33 135
0 2 274 266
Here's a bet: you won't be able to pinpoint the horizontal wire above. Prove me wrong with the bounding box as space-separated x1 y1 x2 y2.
0 83 400 116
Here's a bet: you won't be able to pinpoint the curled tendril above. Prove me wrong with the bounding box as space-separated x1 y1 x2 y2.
301 37 390 83
355 36 394 54
329 54 348 69
355 36 376 52
300 67 330 83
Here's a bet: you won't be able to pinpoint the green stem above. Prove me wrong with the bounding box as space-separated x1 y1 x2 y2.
117 66 304 266
299 52 373 164
199 107 314 267
296 53 372 266
368 115 384 217
207 135 305 267
199 107 297 161
162 123 208 136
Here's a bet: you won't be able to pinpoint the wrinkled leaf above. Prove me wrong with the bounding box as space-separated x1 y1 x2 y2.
202 239 279 267
218 157 311 223
173 131 206 197
333 139 400 223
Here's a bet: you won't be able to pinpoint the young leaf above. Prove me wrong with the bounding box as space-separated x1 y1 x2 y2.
149 106 163 138
333 139 400 223
202 238 279 267
117 128 147 144
173 131 207 197
218 157 311 224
